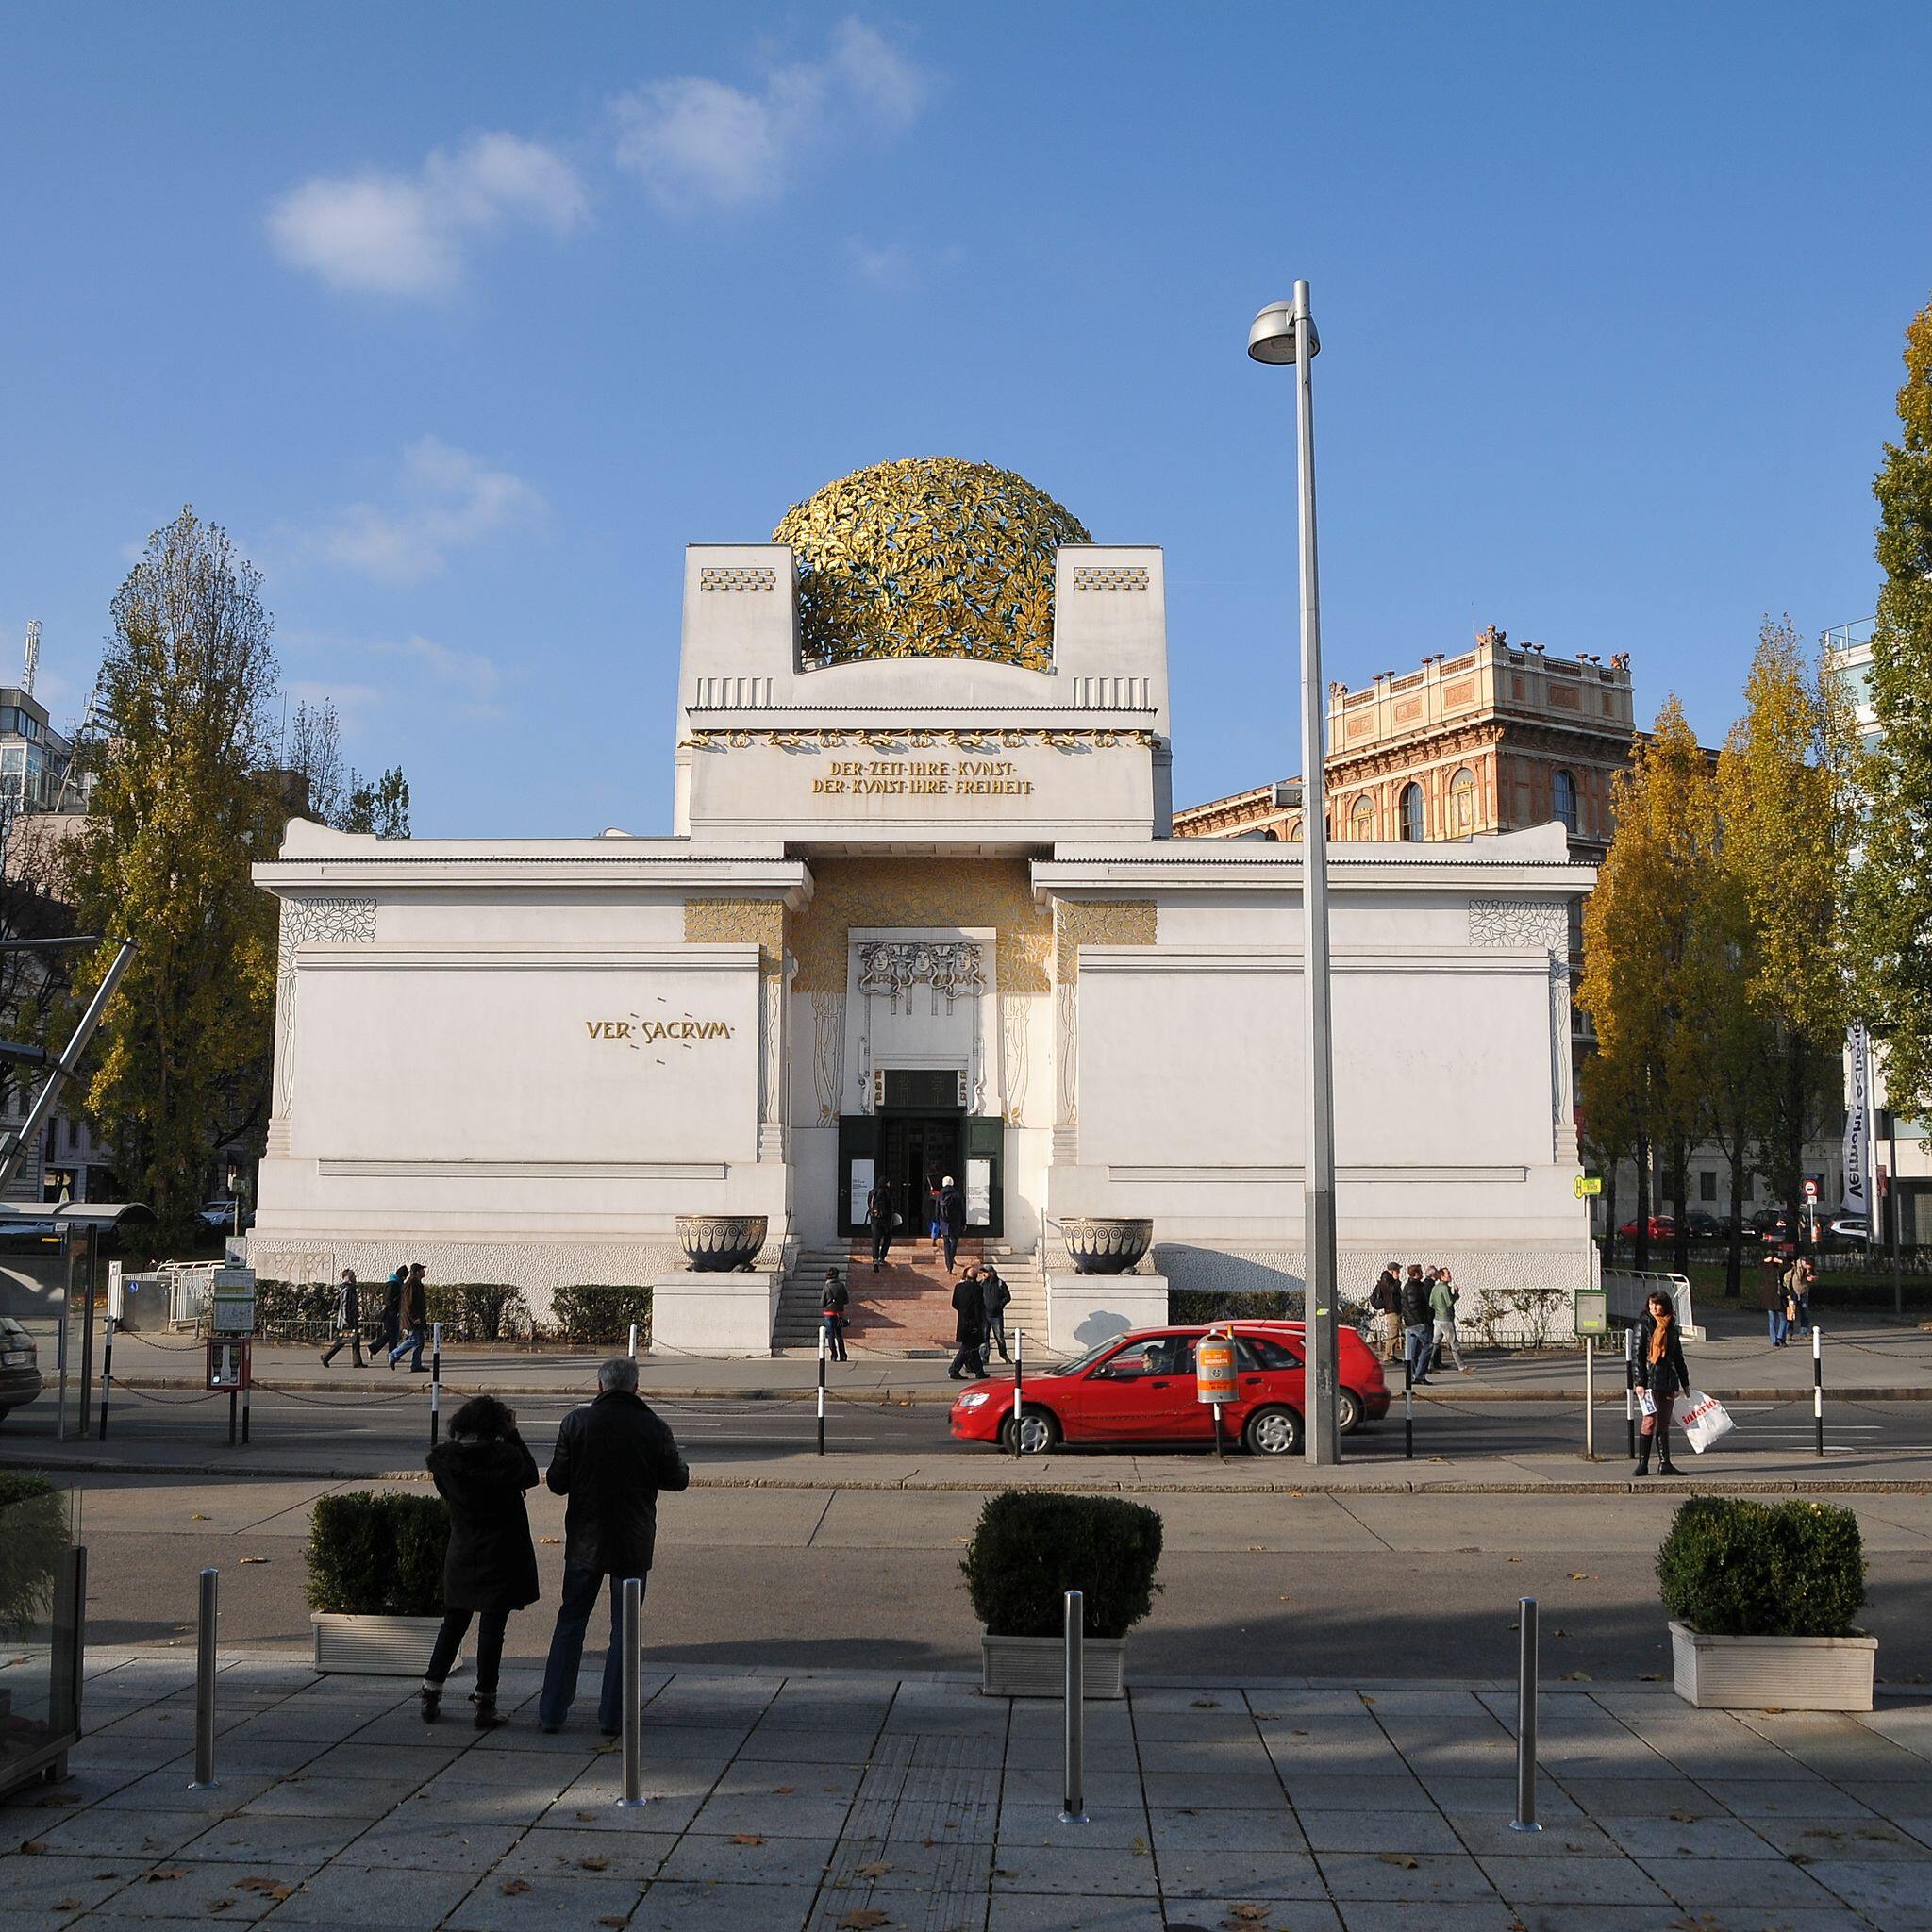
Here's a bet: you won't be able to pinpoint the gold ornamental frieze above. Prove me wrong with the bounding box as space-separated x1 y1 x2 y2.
680 726 1157 752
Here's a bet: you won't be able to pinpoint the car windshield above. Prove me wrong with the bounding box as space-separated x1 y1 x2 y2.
1052 1338 1135 1378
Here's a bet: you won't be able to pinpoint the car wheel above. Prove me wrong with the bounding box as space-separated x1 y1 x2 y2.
1336 1388 1364 1435
1243 1406 1302 1457
1000 1409 1060 1457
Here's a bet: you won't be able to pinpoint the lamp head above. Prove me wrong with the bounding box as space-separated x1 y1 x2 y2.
1247 284 1319 364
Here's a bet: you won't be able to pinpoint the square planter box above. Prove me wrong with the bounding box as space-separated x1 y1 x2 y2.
311 1613 465 1678
980 1634 1126 1699
1669 1620 1875 1712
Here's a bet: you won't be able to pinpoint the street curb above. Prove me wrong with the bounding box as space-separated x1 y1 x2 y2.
8 1452 1932 1496
110 1376 1932 1405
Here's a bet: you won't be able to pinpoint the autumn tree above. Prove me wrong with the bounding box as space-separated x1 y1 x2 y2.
1852 296 1932 1121
343 765 409 839
58 508 283 1241
1716 618 1858 1227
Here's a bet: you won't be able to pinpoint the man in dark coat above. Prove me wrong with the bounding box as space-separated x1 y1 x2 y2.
371 1267 405 1364
948 1274 986 1381
865 1181 893 1272
939 1174 968 1274
1369 1264 1403 1362
421 1394 540 1728
388 1262 429 1371
977 1262 1011 1363
537 1357 690 1734
1398 1265 1434 1387
320 1269 363 1368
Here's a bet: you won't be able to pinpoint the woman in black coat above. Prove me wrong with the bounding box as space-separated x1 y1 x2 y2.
422 1394 540 1727
1635 1291 1690 1477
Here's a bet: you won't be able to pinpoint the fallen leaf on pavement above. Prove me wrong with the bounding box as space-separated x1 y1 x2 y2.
18 1840 45 1855
772 1785 794 1795
599 1919 627 1928
1359 1694 1376 1706
836 1913 892 1931
539 1537 560 1545
190 1512 209 1521
36 1793 81 1808
501 1878 532 1895
1789 1852 1813 1865
731 1833 764 1846
1226 1909 1270 1925
1759 1707 1786 1715
1567 1572 1594 1581
237 1878 293 1899
1507 1556 1521 1563
855 1859 891 1876
1668 1811 1701 1823
1243 1544 1265 1553
577 1856 608 1872
575 1810 597 1822
238 1557 270 1566
53 1904 82 1915
1561 1672 1592 1682
1191 1697 1220 1708
1378 1855 1420 1870
1552 1629 1568 1638
208 1898 233 1912
144 1868 187 1882
1638 1672 1664 1681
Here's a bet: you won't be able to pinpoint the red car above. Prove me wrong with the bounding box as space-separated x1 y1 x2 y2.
1615 1214 1676 1241
948 1322 1390 1458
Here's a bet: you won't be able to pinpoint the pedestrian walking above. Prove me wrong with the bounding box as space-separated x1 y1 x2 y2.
1759 1258 1790 1346
420 1394 540 1729
865 1180 893 1272
537 1357 690 1735
1369 1262 1403 1363
939 1174 967 1274
948 1273 987 1380
1430 1266 1468 1374
977 1260 1011 1363
370 1267 405 1365
926 1174 944 1256
1634 1290 1688 1477
320 1269 364 1368
820 1268 850 1362
1399 1264 1434 1387
1790 1255 1816 1336
388 1261 429 1371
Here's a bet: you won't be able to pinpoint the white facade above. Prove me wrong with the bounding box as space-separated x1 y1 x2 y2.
252 537 1597 1341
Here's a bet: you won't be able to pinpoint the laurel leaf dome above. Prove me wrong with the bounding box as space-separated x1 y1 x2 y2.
772 457 1091 672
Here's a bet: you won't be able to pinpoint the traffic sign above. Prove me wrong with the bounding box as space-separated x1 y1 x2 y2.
1573 1174 1603 1198
1803 1178 1820 1201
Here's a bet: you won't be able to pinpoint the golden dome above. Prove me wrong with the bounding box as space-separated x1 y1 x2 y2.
773 457 1091 672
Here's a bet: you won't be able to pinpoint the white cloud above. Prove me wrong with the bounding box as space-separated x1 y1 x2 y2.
847 236 963 292
300 437 543 584
267 133 588 296
612 17 929 210
379 633 502 709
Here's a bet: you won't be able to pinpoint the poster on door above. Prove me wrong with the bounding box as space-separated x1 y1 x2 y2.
849 1158 875 1228
966 1158 991 1227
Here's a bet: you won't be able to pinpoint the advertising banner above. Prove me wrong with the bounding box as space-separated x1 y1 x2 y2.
1843 1024 1873 1218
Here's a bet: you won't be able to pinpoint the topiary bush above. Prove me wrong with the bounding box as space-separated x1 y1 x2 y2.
548 1285 653 1346
0 1473 68 1636
1657 1497 1867 1638
305 1491 450 1617
961 1491 1163 1640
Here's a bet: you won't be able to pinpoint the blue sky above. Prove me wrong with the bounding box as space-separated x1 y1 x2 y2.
3 3 1927 835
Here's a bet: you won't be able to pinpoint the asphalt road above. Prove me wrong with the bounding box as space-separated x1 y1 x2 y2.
8 1381 1932 1469
50 1475 1932 1687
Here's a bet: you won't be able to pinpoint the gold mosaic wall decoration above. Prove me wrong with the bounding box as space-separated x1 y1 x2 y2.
772 458 1091 672
683 898 785 974
1053 899 1158 979
787 857 1051 999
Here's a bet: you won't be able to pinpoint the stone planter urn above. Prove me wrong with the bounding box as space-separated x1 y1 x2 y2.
1669 1621 1875 1711
675 1214 769 1274
1060 1217 1153 1276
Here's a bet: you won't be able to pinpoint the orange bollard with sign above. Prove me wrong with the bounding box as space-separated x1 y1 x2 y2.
1195 1330 1237 1460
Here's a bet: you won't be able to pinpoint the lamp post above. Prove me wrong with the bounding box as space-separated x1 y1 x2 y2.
1249 281 1340 1464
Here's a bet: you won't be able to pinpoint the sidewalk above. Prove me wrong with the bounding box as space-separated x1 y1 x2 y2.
4 1647 1930 1931
99 1313 1932 1404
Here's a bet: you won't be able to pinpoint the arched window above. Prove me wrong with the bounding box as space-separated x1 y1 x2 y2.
1348 796 1374 841
1448 767 1476 838
1552 769 1578 834
1398 782 1424 842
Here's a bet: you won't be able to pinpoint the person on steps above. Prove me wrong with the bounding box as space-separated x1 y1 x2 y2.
948 1274 987 1380
420 1394 540 1730
320 1269 363 1368
821 1268 850 1362
866 1181 893 1273
1635 1290 1689 1476
939 1175 967 1274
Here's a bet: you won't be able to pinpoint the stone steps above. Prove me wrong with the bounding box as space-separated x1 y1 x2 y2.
773 1236 1051 1357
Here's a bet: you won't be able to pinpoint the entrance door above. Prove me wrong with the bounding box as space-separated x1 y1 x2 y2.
880 1113 963 1234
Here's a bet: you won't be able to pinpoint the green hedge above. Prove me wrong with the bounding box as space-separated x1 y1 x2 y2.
425 1284 533 1342
0 1473 68 1636
548 1285 654 1346
305 1491 450 1617
961 1491 1163 1640
251 1278 333 1339
1170 1289 1300 1324
1657 1497 1866 1638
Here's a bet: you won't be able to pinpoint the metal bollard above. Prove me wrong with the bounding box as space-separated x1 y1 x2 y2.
1624 1326 1637 1460
817 1327 827 1457
429 1322 442 1447
1583 1335 1595 1461
188 1567 219 1789
1059 1589 1086 1824
1010 1325 1024 1459
627 1322 639 1361
616 1576 646 1808
1814 1325 1824 1459
1510 1595 1541 1832
99 1312 114 1441
1403 1352 1414 1460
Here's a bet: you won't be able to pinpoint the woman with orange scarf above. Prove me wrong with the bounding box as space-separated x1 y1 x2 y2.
1634 1290 1689 1476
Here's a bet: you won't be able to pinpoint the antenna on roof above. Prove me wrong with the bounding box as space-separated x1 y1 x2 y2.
21 622 39 696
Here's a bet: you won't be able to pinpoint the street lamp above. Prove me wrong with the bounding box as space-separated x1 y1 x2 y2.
1249 281 1341 1465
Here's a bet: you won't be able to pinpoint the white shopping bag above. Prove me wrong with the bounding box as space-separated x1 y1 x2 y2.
1673 1388 1735 1455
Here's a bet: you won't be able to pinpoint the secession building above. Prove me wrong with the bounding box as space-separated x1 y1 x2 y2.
250 460 1593 1352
